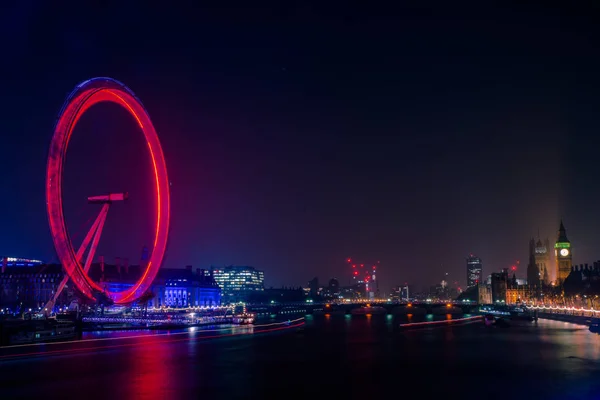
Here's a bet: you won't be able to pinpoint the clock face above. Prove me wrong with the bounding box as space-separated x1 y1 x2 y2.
560 248 569 257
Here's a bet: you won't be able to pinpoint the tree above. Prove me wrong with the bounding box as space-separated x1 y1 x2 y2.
137 291 155 317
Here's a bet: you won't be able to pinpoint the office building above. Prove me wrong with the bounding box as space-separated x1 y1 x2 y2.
211 266 265 302
466 255 483 288
0 259 64 311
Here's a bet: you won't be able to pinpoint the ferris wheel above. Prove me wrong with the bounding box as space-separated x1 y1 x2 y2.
45 77 170 308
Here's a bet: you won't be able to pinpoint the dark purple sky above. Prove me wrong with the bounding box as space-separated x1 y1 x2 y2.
1 2 600 292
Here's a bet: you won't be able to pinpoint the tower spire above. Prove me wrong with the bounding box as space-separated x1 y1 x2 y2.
557 220 569 242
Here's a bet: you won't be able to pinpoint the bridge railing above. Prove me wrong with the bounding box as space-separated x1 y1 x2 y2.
531 305 599 318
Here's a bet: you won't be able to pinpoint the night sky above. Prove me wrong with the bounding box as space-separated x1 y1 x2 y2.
2 2 600 292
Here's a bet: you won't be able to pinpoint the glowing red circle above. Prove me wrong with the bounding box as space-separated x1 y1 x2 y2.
46 77 170 304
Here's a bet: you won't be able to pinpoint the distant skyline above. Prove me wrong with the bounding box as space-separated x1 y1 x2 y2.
2 3 600 289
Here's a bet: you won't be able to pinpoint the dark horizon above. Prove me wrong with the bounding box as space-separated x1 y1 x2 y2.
2 3 600 291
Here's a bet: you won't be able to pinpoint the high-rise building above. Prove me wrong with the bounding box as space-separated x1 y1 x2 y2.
554 221 572 285
400 284 411 301
307 277 319 298
327 278 340 296
211 266 265 302
466 255 483 288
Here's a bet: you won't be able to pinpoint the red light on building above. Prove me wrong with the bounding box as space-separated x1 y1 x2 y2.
354 271 358 275
511 265 517 271
360 264 364 267
347 258 351 263
352 264 356 268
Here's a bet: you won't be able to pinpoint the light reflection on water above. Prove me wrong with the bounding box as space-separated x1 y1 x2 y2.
1 314 599 399
82 313 471 339
79 312 464 340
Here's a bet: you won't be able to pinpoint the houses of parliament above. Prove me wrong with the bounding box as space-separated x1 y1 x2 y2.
474 220 600 305
527 220 572 288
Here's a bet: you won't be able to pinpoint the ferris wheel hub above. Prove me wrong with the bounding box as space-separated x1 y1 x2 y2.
88 192 129 204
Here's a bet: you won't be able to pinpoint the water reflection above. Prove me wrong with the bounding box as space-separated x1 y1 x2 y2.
125 340 176 399
1 315 599 399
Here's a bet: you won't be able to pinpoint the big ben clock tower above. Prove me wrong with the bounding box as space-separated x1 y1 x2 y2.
554 220 572 285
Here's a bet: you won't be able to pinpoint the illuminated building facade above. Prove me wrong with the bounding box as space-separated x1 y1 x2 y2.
152 267 220 307
554 221 572 285
506 287 533 305
0 260 68 311
466 255 483 288
211 266 264 302
88 264 221 308
1 262 221 311
478 284 492 304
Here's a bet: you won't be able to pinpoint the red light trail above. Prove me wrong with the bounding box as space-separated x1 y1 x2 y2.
399 315 483 329
0 318 305 360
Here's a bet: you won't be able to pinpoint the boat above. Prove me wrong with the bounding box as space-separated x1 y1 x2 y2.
232 313 255 325
483 314 511 328
314 309 346 316
351 305 386 315
484 314 495 327
2 319 77 346
590 318 600 334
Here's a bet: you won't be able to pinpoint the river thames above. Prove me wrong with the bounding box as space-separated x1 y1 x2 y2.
0 315 599 399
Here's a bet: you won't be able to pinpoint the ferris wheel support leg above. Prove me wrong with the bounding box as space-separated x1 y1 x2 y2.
83 203 110 273
75 205 108 261
44 203 110 316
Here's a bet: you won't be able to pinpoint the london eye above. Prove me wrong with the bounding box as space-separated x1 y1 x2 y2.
45 77 170 306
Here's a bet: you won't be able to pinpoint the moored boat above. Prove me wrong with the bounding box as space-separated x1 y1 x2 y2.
233 313 255 325
1 319 77 346
351 305 386 315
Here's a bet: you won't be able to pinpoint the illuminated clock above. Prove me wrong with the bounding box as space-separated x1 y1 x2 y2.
560 248 569 257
